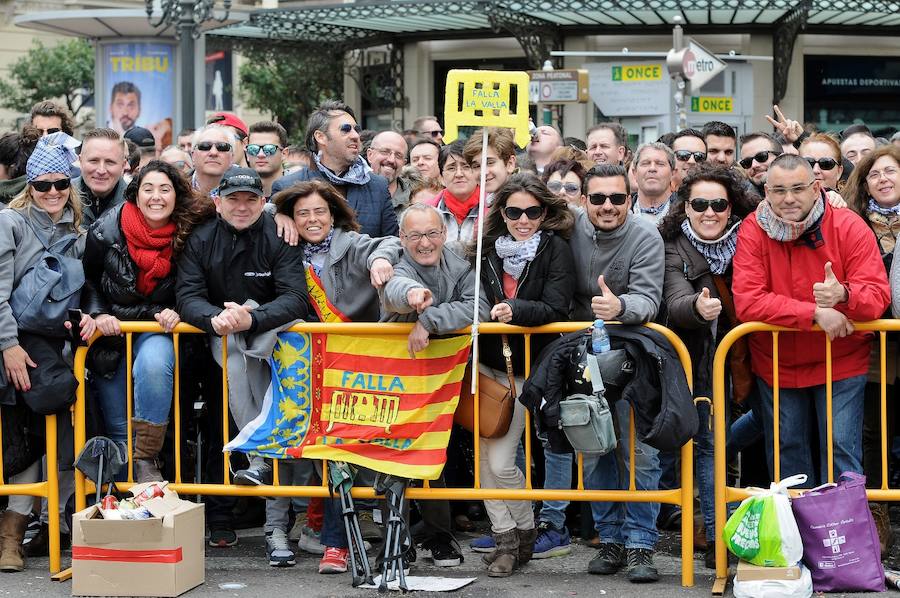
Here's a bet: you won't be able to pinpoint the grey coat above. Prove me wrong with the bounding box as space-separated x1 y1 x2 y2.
381 247 480 334
0 206 85 350
568 207 664 324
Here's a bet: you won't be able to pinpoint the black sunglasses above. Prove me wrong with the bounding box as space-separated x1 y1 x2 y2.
674 150 707 162
739 150 781 169
425 129 443 138
41 127 61 136
804 157 838 171
503 206 544 220
588 192 628 206
195 141 232 152
689 197 730 213
339 123 363 135
31 179 71 192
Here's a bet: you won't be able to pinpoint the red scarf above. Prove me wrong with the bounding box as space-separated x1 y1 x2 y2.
120 201 176 296
440 186 481 224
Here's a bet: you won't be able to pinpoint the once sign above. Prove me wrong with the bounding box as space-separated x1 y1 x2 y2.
691 96 733 113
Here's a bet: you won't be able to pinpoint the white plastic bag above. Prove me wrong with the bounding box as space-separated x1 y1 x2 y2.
733 562 813 598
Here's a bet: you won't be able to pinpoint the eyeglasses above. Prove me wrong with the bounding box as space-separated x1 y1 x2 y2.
674 150 707 162
31 179 71 192
246 144 280 157
294 207 330 218
867 166 899 182
444 162 473 174
170 160 189 170
195 141 232 152
739 150 781 169
338 123 362 135
402 229 444 242
503 206 544 220
766 180 816 199
689 197 730 213
588 192 628 206
370 146 406 163
804 157 838 171
547 181 581 196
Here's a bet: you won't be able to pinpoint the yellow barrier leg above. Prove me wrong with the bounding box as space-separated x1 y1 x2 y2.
46 413 60 574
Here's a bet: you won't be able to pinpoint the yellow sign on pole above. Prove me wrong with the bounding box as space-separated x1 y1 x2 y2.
443 69 532 148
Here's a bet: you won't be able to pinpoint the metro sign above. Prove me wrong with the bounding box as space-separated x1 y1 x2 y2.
666 38 727 91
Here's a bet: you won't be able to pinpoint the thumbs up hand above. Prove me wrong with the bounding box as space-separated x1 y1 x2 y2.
591 275 623 320
694 287 723 321
812 261 848 308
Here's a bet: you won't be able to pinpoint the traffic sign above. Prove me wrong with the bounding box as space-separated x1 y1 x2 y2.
527 69 589 103
666 38 727 91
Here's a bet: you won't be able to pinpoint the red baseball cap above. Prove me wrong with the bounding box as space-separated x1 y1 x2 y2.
207 112 248 139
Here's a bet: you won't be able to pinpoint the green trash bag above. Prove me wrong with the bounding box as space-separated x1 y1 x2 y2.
723 474 806 567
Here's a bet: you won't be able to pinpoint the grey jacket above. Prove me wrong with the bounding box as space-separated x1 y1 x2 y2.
381 247 479 334
568 207 664 324
312 227 401 322
0 206 85 350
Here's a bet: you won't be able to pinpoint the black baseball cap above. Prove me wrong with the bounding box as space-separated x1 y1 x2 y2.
124 126 155 149
217 166 264 197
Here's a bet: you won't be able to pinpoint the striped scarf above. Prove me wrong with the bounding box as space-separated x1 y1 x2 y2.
755 197 824 243
680 219 740 275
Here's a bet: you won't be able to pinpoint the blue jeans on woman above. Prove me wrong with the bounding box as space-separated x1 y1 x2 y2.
93 333 176 444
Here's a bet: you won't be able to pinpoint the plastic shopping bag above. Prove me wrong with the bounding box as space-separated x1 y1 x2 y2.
723 474 806 567
733 562 812 598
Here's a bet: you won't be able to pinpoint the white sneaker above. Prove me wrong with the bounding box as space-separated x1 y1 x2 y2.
298 525 325 555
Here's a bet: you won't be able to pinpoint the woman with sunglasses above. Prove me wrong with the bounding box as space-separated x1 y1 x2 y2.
472 172 574 577
542 159 587 205
0 132 98 573
659 164 754 570
83 160 212 483
799 133 844 193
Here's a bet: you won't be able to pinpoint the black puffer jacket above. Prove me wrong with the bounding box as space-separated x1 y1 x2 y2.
479 231 575 375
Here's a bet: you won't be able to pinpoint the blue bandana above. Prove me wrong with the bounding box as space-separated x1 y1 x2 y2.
868 198 900 216
26 132 80 182
313 152 371 186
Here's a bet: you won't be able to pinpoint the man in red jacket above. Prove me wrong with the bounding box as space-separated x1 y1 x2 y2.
733 154 890 486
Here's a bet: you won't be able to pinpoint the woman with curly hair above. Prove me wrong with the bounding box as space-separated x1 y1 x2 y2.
84 160 214 482
659 163 755 568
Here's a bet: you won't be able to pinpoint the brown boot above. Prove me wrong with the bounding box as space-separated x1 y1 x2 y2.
870 502 894 557
517 527 538 566
487 529 519 577
0 511 29 572
132 420 167 483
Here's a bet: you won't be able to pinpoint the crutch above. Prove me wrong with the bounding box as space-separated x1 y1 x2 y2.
375 474 411 592
328 461 374 587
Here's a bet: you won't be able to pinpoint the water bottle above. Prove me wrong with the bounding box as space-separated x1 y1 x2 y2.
591 319 611 354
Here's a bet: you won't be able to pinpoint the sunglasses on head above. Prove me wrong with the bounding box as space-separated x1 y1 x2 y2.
739 150 781 169
503 206 544 220
31 179 71 192
689 197 730 213
338 123 363 135
195 141 232 152
674 150 707 162
246 143 280 157
588 192 628 206
804 157 838 171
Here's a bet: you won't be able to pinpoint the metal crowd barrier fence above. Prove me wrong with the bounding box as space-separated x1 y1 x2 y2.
712 320 900 595
63 321 695 586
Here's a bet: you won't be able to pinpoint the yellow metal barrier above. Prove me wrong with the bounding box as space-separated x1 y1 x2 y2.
71 321 695 587
712 320 900 594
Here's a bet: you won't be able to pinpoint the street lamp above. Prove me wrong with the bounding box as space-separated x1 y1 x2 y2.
145 0 233 129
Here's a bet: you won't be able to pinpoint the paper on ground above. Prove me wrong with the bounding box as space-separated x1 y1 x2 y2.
361 575 477 591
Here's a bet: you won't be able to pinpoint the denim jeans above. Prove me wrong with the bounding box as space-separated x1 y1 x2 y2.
93 333 176 444
540 449 573 530
694 401 715 541
586 398 661 550
755 375 866 487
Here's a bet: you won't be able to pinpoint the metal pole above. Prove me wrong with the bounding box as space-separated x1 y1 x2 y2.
672 16 688 131
178 0 197 130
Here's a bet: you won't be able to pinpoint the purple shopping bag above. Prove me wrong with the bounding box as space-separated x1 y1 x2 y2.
790 472 885 592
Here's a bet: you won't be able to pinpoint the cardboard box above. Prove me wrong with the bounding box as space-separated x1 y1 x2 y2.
736 559 802 581
72 483 205 597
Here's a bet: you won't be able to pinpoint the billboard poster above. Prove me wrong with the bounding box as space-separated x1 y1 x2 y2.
205 49 233 112
102 42 175 148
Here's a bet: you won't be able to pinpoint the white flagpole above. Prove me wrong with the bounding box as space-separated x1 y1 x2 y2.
470 129 490 393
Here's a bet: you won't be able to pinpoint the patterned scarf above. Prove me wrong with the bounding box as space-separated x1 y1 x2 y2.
868 198 900 216
681 219 740 275
755 197 825 243
313 152 371 186
494 231 542 280
302 228 334 275
120 201 176 296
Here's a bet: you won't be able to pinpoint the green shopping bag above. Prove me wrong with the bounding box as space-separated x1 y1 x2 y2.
723 474 806 567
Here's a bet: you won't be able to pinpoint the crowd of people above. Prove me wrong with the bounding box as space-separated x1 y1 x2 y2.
1 96 900 585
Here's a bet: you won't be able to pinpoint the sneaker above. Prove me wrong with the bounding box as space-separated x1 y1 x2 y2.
376 544 416 576
626 548 659 583
533 521 572 559
470 534 496 553
288 513 307 541
233 458 273 486
357 511 381 542
421 536 462 567
23 522 71 557
297 525 325 555
318 546 349 574
588 542 625 575
656 504 681 531
266 529 296 567
208 527 238 547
